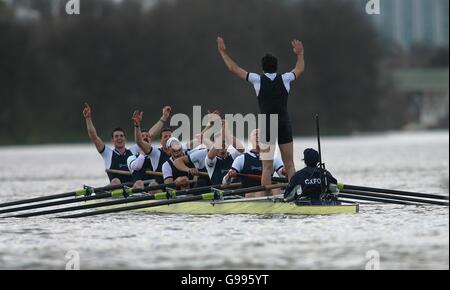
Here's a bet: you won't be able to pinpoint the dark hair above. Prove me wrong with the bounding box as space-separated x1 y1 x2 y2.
303 148 320 167
111 128 125 138
305 160 319 168
160 127 173 139
261 54 278 73
140 129 149 133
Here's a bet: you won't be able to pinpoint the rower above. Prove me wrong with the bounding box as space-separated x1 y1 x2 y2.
83 103 139 185
127 108 172 189
223 129 286 197
173 118 245 187
205 147 244 186
173 148 211 188
284 148 339 205
170 114 219 188
205 117 245 185
162 137 192 190
217 37 305 190
174 111 245 187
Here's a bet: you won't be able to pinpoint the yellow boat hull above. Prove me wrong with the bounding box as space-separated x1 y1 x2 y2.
97 200 359 215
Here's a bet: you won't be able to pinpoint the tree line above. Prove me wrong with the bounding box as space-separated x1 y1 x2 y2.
1 0 403 145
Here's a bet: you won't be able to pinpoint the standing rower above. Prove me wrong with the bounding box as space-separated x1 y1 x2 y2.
127 108 172 188
223 129 286 197
217 36 305 190
83 103 139 185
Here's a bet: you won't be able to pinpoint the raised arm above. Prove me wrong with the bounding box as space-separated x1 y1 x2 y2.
149 106 172 139
132 110 152 154
224 121 245 153
192 131 214 149
188 113 218 149
196 112 222 149
83 103 105 153
207 147 220 160
188 126 212 149
291 39 305 78
217 37 248 81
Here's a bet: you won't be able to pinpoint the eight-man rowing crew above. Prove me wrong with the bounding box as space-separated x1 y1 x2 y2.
0 35 445 216
83 105 338 205
82 36 339 205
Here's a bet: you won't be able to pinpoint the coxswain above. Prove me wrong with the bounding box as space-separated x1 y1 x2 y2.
284 148 339 205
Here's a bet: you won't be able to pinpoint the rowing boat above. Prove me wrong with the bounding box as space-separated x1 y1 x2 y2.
132 201 358 215
88 197 359 216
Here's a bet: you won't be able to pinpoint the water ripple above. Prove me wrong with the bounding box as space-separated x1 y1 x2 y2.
0 133 448 269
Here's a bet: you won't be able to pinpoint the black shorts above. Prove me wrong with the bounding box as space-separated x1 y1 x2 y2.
261 113 293 145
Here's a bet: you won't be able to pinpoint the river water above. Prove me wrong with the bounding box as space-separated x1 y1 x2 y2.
0 131 448 270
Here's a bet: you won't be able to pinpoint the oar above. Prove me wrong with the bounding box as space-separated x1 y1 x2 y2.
0 180 154 209
235 173 287 183
340 189 449 206
9 183 242 218
338 184 449 201
337 194 416 205
105 169 164 177
59 183 287 219
0 180 196 215
108 168 211 179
